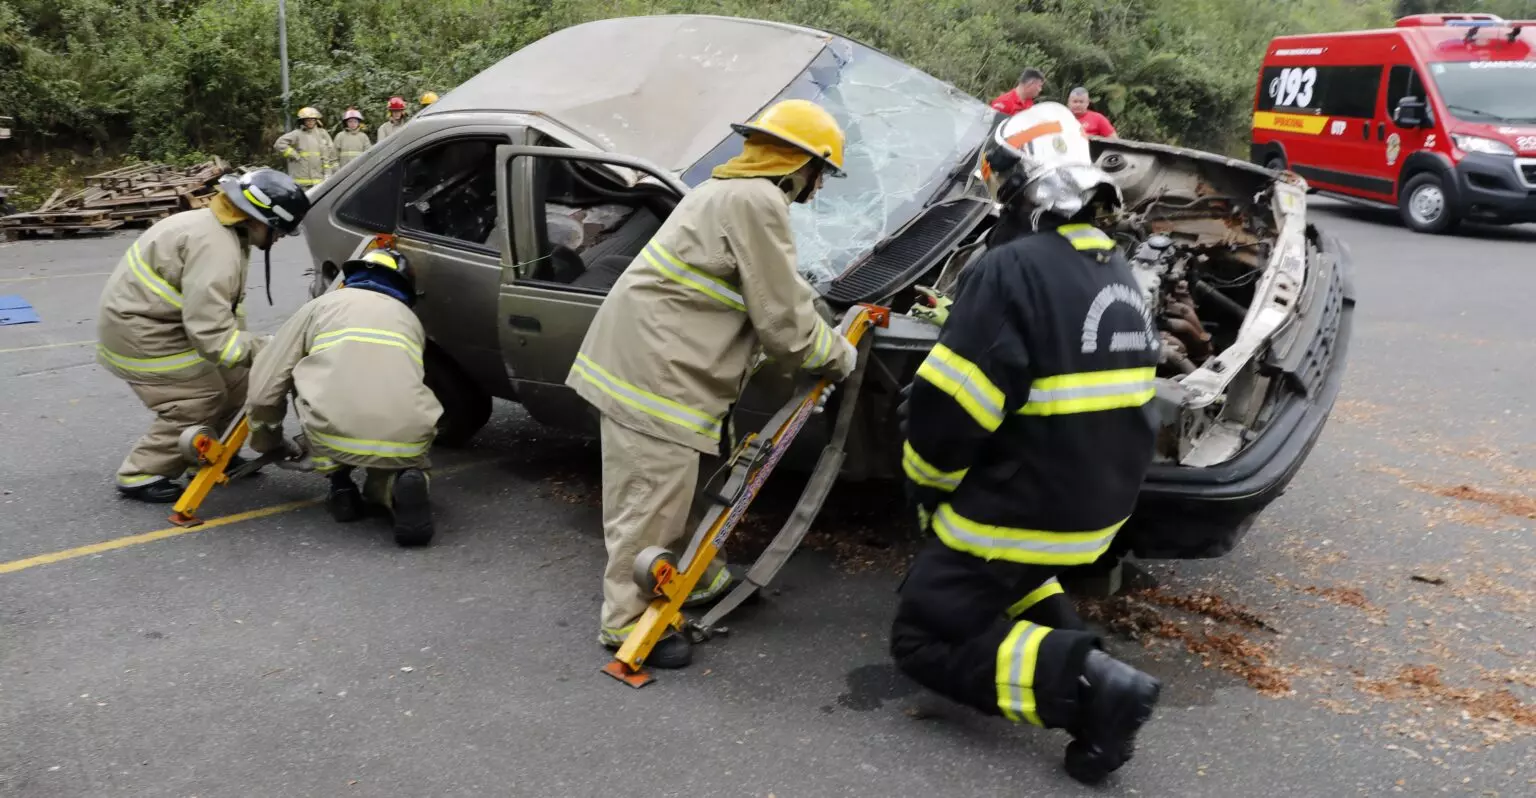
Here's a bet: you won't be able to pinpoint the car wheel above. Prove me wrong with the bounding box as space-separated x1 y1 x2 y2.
424 348 492 448
1264 153 1286 172
1398 172 1460 234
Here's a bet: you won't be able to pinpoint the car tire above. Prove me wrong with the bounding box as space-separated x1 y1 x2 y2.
1398 172 1460 234
424 348 492 448
1264 153 1287 172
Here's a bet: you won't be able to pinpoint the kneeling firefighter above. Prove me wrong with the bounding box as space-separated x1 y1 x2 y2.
892 102 1163 785
245 248 443 546
566 99 859 667
97 168 310 502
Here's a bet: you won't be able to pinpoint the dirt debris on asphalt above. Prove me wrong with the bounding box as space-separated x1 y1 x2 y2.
1080 589 1293 697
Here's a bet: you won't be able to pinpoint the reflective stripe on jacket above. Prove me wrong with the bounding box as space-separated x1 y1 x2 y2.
566 177 855 454
273 127 337 186
96 208 259 384
903 222 1160 566
334 130 371 167
246 287 443 470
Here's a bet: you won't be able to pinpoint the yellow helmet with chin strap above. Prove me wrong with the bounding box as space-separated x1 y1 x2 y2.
297 106 322 121
730 99 847 177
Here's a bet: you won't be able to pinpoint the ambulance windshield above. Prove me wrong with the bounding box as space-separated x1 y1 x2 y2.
1429 61 1536 124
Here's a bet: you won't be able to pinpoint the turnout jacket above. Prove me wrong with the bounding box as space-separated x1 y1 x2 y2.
246 287 443 470
96 205 262 384
903 223 1160 566
376 118 407 142
333 129 371 167
273 126 336 186
566 176 856 455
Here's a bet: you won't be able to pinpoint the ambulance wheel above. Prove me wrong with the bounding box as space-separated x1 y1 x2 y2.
177 425 217 465
1263 153 1286 172
424 348 491 448
633 546 675 595
1399 172 1459 234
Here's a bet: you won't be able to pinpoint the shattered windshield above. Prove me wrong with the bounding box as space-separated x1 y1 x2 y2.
683 41 996 286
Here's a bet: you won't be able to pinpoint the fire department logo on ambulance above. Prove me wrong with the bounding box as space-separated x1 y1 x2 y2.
1386 133 1402 166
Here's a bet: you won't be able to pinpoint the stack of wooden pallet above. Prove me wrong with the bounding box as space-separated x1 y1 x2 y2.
0 159 232 238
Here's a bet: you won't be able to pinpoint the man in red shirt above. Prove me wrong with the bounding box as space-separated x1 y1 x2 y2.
1068 87 1118 138
991 68 1045 116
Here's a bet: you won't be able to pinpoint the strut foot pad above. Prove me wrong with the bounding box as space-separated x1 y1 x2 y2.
167 512 204 528
601 660 654 689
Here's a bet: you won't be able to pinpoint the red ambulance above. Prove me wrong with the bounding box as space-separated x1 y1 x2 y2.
1251 13 1536 233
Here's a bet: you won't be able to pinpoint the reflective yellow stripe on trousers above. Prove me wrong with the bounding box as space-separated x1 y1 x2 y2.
97 345 206 377
931 504 1124 566
570 353 722 441
1006 578 1064 619
640 241 746 312
1019 367 1155 416
996 620 1050 726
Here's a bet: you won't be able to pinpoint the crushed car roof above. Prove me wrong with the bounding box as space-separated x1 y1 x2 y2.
422 15 834 173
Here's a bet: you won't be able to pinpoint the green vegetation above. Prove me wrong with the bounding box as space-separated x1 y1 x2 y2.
3 0 1534 194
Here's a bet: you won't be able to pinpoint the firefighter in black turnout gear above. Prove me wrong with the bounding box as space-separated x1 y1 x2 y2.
891 102 1163 785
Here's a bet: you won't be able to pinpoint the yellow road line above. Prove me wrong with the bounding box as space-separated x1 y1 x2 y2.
0 499 321 574
0 459 494 576
0 271 112 283
0 339 94 354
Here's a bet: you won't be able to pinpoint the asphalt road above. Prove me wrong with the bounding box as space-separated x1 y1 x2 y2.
1 200 1531 798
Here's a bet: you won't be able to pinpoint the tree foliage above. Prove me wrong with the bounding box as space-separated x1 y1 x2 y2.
1 0 1413 162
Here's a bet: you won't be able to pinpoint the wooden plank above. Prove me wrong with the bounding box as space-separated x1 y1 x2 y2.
37 189 64 212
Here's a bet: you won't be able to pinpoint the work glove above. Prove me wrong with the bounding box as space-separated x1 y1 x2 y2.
274 436 317 472
909 285 952 327
247 420 285 455
831 336 858 381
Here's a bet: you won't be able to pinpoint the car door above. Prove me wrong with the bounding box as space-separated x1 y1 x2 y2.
492 144 689 431
1372 63 1435 198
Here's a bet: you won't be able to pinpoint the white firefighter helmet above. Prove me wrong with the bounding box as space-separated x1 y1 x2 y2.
977 101 1120 218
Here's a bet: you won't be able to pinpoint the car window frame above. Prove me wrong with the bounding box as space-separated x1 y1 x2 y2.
395 132 516 256
499 145 689 292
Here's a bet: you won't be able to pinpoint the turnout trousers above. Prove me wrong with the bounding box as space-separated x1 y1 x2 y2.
115 367 248 489
597 415 728 645
891 539 1101 728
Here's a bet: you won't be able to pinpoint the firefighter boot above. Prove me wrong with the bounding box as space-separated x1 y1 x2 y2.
1063 649 1162 785
120 478 183 504
603 629 694 670
326 468 364 523
390 468 434 547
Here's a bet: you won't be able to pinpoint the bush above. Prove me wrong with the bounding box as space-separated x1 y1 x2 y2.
0 0 1412 163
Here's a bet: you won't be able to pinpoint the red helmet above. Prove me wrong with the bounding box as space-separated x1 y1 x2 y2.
387 96 406 111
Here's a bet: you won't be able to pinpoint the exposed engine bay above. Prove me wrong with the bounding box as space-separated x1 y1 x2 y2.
898 140 1311 468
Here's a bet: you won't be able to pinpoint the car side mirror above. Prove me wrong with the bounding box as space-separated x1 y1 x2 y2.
1394 96 1428 129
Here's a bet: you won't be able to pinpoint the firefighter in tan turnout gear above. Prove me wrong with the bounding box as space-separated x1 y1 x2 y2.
245 248 443 546
334 108 371 168
274 106 337 187
97 168 311 502
567 99 859 668
892 103 1163 785
376 97 408 142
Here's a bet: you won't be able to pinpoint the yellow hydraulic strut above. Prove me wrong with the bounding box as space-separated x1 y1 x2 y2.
602 303 889 688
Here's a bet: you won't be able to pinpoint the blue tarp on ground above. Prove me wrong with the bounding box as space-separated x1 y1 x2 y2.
0 294 40 325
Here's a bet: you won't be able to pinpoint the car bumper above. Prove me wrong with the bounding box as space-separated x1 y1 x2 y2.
1121 229 1356 559
1452 153 1536 224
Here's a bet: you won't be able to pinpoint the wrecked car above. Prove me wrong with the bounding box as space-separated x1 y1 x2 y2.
298 14 1355 562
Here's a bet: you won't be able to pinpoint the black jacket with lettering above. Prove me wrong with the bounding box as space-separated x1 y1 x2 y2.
902 221 1160 566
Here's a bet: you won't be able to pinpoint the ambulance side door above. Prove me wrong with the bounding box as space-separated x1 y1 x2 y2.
492 145 689 431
